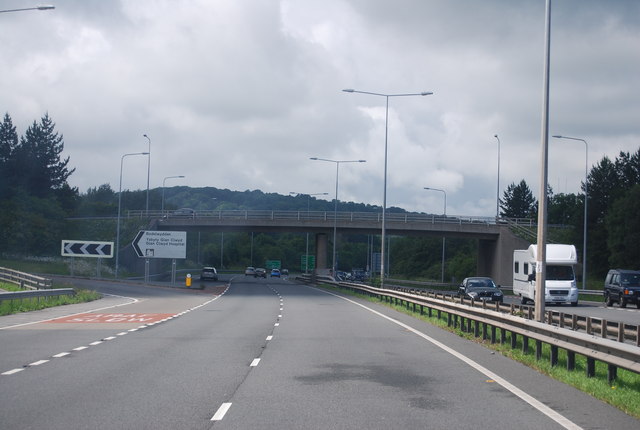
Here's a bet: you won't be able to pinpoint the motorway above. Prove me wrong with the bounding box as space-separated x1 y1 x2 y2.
0 276 638 429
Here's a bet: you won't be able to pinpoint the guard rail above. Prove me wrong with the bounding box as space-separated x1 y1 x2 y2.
0 267 52 290
0 288 76 303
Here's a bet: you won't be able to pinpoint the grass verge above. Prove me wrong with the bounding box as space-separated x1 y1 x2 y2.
0 281 101 316
318 283 640 419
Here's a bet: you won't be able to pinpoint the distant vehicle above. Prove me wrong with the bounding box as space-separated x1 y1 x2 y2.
245 267 256 276
254 268 267 278
270 268 281 277
458 277 503 303
172 208 195 217
604 269 640 308
351 269 367 282
281 269 289 276
512 244 579 306
200 266 218 281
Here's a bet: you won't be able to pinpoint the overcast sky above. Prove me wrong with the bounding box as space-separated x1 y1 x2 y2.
2 0 639 216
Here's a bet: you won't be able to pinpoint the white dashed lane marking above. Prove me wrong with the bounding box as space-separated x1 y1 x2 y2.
1 286 230 377
211 402 232 421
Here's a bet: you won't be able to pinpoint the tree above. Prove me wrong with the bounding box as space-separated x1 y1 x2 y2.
0 113 19 199
500 179 537 218
548 192 582 227
606 185 640 269
13 113 75 198
615 149 640 189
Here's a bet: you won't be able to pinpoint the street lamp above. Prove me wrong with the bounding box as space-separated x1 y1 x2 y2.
162 175 185 212
143 134 151 214
116 152 148 278
424 187 447 283
290 191 329 274
552 135 589 289
310 157 366 278
0 5 55 13
343 88 433 287
494 134 501 219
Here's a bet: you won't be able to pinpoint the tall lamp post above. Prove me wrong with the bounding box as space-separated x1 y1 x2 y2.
494 134 501 219
0 5 55 13
310 157 365 278
290 191 329 273
343 88 432 287
143 134 151 214
116 152 148 278
424 187 447 283
162 175 185 212
552 135 588 289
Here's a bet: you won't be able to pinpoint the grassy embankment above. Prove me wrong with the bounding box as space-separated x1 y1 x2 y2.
318 283 640 419
0 258 102 316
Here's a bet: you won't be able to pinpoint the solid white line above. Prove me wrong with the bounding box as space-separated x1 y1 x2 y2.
29 360 49 366
211 402 232 421
52 352 70 358
250 358 261 367
321 289 583 430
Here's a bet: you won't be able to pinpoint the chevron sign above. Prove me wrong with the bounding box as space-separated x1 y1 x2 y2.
61 240 114 258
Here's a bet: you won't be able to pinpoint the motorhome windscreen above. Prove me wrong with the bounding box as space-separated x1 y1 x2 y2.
546 265 574 281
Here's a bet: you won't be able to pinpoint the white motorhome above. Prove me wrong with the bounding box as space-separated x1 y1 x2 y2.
512 244 579 306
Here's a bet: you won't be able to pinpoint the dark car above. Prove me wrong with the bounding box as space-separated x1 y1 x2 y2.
254 268 267 278
171 208 195 217
200 266 218 281
604 269 640 308
458 277 503 303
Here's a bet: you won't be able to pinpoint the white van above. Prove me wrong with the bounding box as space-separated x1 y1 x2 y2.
512 244 579 306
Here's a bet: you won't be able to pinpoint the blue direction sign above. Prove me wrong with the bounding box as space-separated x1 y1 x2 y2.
61 240 114 258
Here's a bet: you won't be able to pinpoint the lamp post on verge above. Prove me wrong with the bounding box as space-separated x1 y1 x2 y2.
0 5 55 13
143 134 151 214
343 88 432 287
424 187 447 283
310 157 365 278
162 175 185 212
534 0 553 322
116 152 148 278
290 191 329 273
494 134 501 219
552 135 588 289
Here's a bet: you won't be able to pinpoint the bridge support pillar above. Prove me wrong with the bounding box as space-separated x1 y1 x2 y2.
478 230 530 287
315 233 328 272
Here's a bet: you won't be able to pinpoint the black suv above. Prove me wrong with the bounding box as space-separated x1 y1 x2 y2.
604 269 640 308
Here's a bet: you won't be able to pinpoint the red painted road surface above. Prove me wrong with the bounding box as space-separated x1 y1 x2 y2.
46 313 175 324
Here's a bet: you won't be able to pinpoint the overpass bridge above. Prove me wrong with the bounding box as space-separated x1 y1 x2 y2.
127 210 531 285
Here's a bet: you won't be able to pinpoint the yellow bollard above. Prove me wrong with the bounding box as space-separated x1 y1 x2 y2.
186 273 192 287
